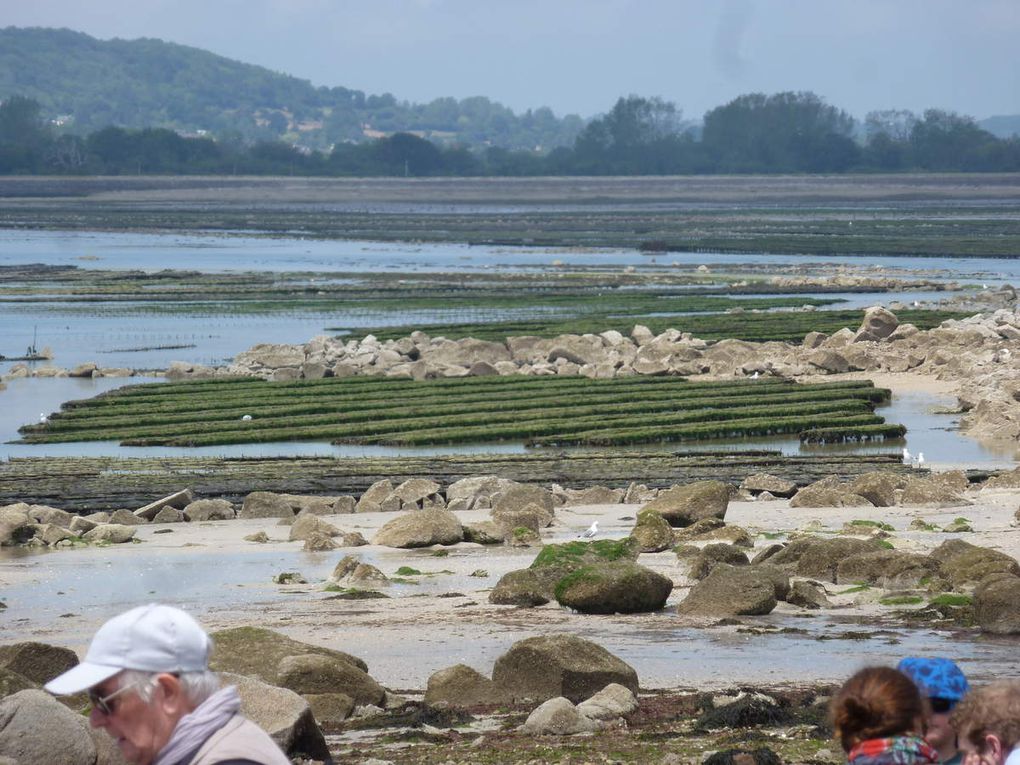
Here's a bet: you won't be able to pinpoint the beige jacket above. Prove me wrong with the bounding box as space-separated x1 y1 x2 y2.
188 714 291 765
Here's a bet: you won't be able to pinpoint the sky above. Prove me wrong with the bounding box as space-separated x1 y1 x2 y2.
3 0 1019 121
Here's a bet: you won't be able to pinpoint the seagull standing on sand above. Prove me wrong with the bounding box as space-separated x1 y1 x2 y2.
917 452 925 467
579 521 599 539
902 447 911 464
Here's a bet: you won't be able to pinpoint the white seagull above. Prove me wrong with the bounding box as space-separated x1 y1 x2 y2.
579 521 599 539
902 447 911 464
751 371 760 380
241 414 253 421
917 452 925 467
39 413 48 423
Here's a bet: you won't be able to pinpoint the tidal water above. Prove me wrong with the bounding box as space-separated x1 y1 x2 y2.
1 229 1017 465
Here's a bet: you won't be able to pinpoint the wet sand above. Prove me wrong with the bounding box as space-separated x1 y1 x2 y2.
4 485 1019 692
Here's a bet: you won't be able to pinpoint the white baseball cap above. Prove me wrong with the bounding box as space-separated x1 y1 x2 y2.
45 604 211 695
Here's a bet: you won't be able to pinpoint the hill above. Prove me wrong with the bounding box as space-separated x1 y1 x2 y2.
980 115 1020 139
0 26 584 151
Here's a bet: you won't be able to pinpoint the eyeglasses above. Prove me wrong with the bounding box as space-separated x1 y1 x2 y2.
88 682 139 715
929 697 957 714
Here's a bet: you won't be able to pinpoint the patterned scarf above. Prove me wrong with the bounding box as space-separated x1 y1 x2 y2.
153 685 241 765
848 736 940 765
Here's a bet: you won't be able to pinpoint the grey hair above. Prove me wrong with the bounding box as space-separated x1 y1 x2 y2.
118 669 221 706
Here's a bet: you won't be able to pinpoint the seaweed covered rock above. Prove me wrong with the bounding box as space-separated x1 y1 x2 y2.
973 574 1020 634
630 508 674 552
685 543 751 580
424 664 505 708
491 634 638 703
849 472 905 507
640 480 730 527
275 654 385 706
0 643 78 687
489 538 639 607
209 626 369 683
677 564 777 617
488 568 558 607
836 550 942 589
372 508 463 548
929 539 1020 588
767 537 885 582
554 560 673 614
790 476 873 508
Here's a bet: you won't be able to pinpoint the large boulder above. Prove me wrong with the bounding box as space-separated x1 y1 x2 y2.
0 689 95 765
630 508 674 552
356 479 395 513
739 474 797 499
857 306 899 341
835 550 941 589
683 544 750 580
387 479 443 510
899 476 970 506
446 476 517 510
560 486 625 506
419 338 510 367
491 635 638 704
554 561 673 614
491 484 557 518
575 682 639 720
520 696 599 735
220 672 330 762
82 524 136 544
371 509 463 548
640 481 730 527
768 537 885 582
424 664 505 708
239 491 295 519
209 627 368 682
676 565 777 617
134 488 194 521
275 654 385 706
182 499 236 522
789 476 873 508
0 668 36 700
288 513 340 542
929 540 1020 589
849 472 905 508
490 503 549 537
0 643 78 686
973 575 1020 634
488 568 558 607
0 504 33 546
27 505 73 529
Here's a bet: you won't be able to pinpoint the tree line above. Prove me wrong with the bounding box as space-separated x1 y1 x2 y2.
2 92 1019 176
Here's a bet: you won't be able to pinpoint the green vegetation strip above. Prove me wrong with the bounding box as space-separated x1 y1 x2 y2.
353 308 965 343
23 375 898 448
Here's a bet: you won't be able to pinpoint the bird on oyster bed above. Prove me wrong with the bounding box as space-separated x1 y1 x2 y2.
579 521 599 539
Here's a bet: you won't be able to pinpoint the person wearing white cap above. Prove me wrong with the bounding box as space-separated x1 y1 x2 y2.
44 603 290 765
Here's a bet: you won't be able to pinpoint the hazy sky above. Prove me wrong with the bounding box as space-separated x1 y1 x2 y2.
4 0 1019 120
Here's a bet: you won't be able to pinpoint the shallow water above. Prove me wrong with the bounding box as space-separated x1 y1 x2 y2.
3 539 1017 689
0 229 1005 375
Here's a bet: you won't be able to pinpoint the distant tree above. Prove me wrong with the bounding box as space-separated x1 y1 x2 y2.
702 91 858 172
369 132 442 175
910 109 998 170
0 95 52 171
572 95 690 173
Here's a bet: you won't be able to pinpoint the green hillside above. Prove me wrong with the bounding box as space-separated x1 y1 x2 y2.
0 26 584 150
